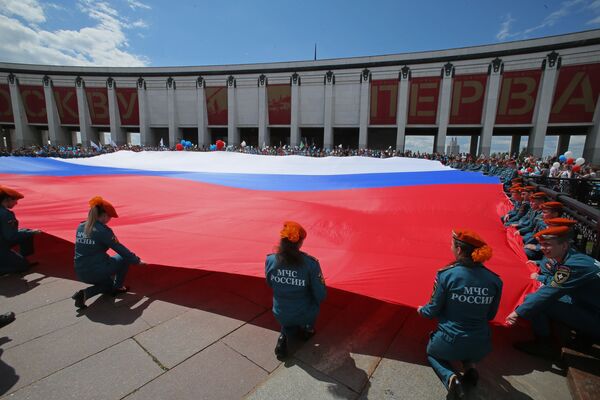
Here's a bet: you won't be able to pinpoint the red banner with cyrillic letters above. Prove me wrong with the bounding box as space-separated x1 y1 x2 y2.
19 85 47 124
408 77 440 125
268 84 291 125
370 79 398 125
496 70 541 124
0 84 13 123
116 88 139 126
449 74 487 125
53 86 79 125
206 87 227 126
549 63 600 123
85 87 110 126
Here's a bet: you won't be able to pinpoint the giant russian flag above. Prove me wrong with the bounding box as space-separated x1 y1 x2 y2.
0 152 533 322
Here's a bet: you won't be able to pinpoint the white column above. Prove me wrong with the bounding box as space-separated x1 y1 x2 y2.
227 75 238 146
290 73 300 148
583 88 600 164
196 77 209 147
166 77 177 147
137 78 152 146
42 76 69 145
107 78 126 145
8 74 37 147
435 63 454 154
358 69 370 149
528 52 560 157
323 71 335 149
258 75 269 147
396 67 410 152
479 58 503 156
75 77 95 147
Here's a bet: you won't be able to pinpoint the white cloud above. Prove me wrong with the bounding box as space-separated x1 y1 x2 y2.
0 0 150 66
0 0 45 23
130 19 148 29
587 15 600 24
496 0 594 41
496 14 515 40
126 0 151 10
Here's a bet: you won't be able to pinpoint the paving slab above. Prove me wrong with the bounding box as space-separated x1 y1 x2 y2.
151 276 268 322
6 339 163 400
295 298 410 393
123 341 267 400
0 306 150 394
0 298 81 350
0 272 58 299
222 311 282 373
360 334 448 400
134 308 247 369
245 359 358 400
0 277 84 314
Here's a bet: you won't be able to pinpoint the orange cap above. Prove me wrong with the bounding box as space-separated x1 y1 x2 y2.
530 192 547 200
0 185 24 200
452 229 493 263
541 202 563 211
89 196 118 218
280 221 307 243
544 217 576 227
534 226 570 240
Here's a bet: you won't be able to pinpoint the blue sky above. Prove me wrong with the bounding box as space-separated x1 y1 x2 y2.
0 0 598 66
0 0 596 154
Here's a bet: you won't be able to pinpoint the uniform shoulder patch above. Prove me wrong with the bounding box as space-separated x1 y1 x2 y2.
551 266 571 287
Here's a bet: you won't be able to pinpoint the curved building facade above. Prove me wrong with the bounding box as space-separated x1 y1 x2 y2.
1 30 600 162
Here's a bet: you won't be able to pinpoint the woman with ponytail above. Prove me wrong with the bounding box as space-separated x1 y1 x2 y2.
417 229 503 399
71 196 142 310
265 221 326 359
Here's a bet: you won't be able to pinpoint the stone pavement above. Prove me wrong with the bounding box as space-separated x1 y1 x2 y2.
0 235 571 399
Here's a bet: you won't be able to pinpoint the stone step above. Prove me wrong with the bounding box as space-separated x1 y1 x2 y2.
563 344 600 400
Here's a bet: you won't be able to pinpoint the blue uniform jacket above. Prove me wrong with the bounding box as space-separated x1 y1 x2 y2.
74 221 140 270
265 252 326 328
507 202 530 224
517 248 600 319
0 206 34 250
420 262 503 339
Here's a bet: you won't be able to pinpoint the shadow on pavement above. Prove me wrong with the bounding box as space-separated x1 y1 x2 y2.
0 233 562 399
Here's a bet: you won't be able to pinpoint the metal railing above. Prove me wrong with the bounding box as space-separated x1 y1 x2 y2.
524 178 600 259
525 176 600 208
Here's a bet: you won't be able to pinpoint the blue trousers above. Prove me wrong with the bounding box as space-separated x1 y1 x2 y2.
426 330 491 389
530 300 600 340
0 236 34 274
75 255 129 298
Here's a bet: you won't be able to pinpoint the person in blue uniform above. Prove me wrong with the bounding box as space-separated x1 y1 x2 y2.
71 196 142 310
506 226 600 359
515 192 546 236
265 221 326 359
418 229 503 399
522 204 564 260
502 187 523 223
505 186 534 225
0 185 41 274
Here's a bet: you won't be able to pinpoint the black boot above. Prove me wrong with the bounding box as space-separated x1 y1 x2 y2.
72 290 87 310
0 312 15 328
463 367 479 386
448 374 465 399
274 334 288 359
